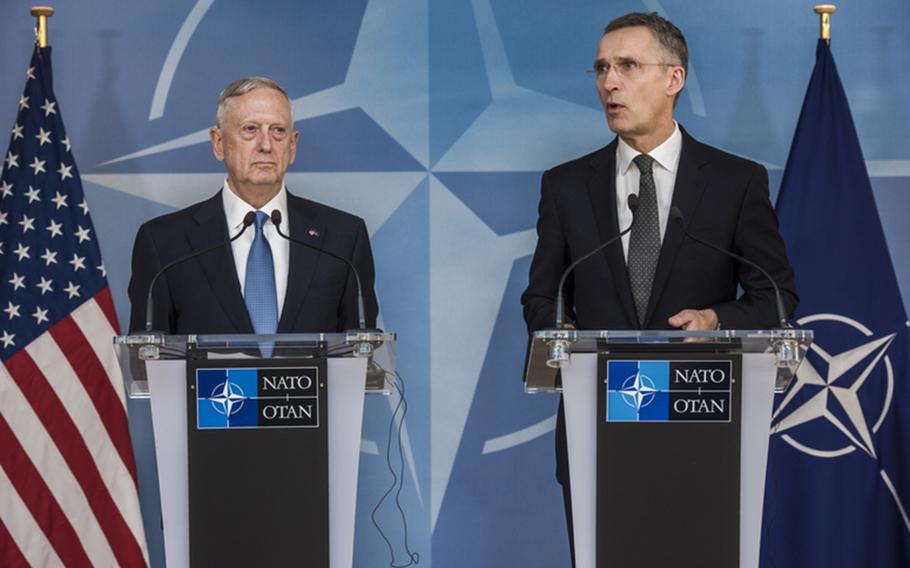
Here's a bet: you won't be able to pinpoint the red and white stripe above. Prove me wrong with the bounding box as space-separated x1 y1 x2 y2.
0 290 149 567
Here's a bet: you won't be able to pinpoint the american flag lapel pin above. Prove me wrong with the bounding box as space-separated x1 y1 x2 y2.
308 228 319 238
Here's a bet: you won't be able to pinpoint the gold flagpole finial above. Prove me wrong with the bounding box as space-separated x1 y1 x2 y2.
30 6 55 48
814 4 836 44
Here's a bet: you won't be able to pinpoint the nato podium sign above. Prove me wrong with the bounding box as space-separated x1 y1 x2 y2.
115 332 396 568
524 329 812 568
187 359 329 566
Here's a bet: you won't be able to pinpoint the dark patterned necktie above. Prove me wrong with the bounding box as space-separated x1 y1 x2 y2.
627 154 660 326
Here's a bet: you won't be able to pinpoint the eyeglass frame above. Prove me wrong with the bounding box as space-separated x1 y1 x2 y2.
587 58 678 80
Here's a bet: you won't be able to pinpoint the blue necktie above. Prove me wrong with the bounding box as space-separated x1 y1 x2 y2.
244 211 278 337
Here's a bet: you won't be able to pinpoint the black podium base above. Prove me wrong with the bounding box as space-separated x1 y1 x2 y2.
186 358 329 567
596 352 742 568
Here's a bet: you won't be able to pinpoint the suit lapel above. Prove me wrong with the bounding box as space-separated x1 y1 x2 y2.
277 194 327 332
187 191 254 333
644 129 709 325
586 141 639 327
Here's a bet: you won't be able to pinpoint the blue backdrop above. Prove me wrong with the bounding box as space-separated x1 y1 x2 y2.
2 1 908 566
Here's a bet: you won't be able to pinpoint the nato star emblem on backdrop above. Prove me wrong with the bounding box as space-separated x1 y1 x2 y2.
771 314 895 458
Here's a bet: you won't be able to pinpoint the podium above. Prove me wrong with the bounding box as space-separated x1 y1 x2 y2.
524 328 812 568
115 331 396 568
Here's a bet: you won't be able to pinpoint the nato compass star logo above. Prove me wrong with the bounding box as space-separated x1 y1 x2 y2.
209 380 247 417
770 313 910 533
620 372 658 411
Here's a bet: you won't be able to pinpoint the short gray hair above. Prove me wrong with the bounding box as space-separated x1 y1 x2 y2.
215 76 293 128
604 12 688 74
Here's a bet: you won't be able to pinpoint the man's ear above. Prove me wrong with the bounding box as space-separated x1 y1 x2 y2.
667 66 686 98
210 127 225 162
288 130 301 165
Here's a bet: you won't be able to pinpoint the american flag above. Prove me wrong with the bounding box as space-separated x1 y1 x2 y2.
0 46 149 566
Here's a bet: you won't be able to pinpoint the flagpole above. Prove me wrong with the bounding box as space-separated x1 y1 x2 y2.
814 4 836 44
30 6 54 48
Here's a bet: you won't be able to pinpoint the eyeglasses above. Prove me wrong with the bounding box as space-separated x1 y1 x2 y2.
587 59 675 80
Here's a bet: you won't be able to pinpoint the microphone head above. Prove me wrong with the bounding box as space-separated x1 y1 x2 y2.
242 211 257 227
627 193 640 211
670 206 684 224
270 209 282 227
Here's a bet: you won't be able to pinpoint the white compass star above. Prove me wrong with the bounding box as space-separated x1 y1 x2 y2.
210 381 247 417
78 199 90 215
5 152 18 169
26 66 35 80
0 181 12 198
0 211 7 226
0 330 14 348
620 372 658 411
772 333 896 458
10 123 23 140
18 95 29 111
62 136 71 152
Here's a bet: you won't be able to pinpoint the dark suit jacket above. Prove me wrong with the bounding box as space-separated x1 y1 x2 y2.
521 128 797 483
128 189 378 334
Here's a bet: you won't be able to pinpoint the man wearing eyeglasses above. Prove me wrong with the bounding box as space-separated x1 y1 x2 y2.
521 12 797 564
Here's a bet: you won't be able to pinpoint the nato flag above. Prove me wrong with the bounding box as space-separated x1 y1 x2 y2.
760 39 910 567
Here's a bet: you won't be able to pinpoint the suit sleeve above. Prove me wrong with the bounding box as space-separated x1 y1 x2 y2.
521 170 574 332
127 223 174 333
709 164 798 329
338 217 379 330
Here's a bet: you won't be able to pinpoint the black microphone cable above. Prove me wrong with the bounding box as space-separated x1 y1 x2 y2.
144 211 256 331
554 193 640 327
270 209 371 331
670 207 790 328
370 369 419 567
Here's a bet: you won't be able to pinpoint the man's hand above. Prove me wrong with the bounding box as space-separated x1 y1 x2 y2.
668 308 719 331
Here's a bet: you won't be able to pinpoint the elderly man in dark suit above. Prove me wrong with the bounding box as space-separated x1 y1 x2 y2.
128 76 377 334
520 12 797 563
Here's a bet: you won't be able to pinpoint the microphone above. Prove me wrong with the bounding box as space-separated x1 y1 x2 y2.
269 210 372 331
144 211 256 332
670 207 789 328
554 193 640 328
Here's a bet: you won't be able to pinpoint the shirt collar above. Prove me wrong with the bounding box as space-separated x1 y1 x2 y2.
221 179 289 233
616 121 682 175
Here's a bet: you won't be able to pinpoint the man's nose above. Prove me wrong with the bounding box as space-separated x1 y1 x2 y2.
601 67 622 91
256 128 272 152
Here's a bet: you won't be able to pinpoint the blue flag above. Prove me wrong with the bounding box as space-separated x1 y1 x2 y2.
761 39 910 567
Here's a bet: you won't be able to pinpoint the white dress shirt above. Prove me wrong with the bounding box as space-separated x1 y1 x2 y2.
222 180 290 317
616 122 683 259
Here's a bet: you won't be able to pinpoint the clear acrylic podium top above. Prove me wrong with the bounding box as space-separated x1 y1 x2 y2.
524 328 813 393
114 331 396 398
